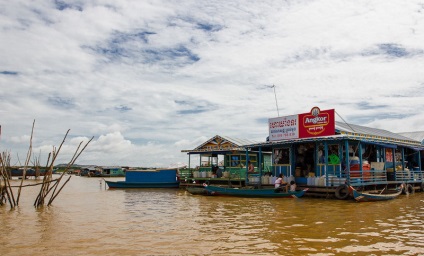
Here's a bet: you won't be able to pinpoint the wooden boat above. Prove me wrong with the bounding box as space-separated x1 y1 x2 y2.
203 184 308 198
185 186 208 195
105 168 179 189
349 184 404 202
105 180 179 188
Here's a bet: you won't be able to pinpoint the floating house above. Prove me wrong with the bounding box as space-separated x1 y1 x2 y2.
100 166 126 177
7 167 53 178
79 166 126 177
181 135 270 187
245 107 424 199
80 166 101 177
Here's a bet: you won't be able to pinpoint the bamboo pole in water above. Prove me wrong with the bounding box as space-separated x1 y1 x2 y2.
0 152 16 208
34 151 54 207
32 130 93 207
47 136 93 206
47 175 71 206
34 129 70 207
17 120 35 205
0 160 7 206
0 122 93 208
0 133 16 207
10 179 58 188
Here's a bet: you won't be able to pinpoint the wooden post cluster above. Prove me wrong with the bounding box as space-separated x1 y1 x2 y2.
0 120 93 209
0 151 16 207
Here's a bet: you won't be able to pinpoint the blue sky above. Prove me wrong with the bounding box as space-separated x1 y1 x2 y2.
1 0 424 167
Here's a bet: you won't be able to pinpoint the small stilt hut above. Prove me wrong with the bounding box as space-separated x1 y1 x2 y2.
181 135 271 187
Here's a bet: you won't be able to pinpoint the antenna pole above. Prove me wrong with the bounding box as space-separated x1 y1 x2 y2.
335 111 355 132
273 84 279 117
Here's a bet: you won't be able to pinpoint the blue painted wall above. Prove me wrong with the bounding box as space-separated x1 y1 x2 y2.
126 169 177 183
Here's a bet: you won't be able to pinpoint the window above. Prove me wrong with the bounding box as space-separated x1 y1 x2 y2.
273 148 290 165
226 154 257 167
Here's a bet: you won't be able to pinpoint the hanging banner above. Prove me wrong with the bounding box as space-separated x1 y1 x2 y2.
268 115 299 141
298 107 335 138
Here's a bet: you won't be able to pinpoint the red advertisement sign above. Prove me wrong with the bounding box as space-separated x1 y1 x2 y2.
298 107 335 138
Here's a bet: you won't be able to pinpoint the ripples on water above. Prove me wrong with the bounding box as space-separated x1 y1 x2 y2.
1 176 423 256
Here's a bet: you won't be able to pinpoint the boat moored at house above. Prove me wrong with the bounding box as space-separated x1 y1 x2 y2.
349 183 404 202
203 184 308 198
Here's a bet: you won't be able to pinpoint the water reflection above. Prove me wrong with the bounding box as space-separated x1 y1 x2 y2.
1 177 423 255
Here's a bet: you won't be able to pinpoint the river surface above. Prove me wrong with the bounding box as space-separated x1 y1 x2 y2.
1 176 424 256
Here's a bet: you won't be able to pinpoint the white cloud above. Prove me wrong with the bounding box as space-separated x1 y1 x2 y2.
9 135 32 144
1 0 424 167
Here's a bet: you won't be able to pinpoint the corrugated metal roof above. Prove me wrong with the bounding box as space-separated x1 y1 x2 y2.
335 121 418 142
219 135 259 146
181 135 259 153
246 122 423 149
398 131 424 144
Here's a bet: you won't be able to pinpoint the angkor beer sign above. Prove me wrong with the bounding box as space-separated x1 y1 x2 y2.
268 107 335 141
298 107 335 138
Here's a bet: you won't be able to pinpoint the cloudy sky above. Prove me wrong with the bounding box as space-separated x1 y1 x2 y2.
1 0 424 167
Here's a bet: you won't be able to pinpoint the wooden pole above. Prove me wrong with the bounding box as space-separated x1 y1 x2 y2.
47 136 93 206
17 120 35 205
0 152 16 208
47 176 71 206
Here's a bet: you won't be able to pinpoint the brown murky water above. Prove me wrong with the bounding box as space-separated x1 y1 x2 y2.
1 176 424 256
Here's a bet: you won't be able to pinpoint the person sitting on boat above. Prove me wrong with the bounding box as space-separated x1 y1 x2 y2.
275 174 288 191
289 180 296 192
248 161 255 173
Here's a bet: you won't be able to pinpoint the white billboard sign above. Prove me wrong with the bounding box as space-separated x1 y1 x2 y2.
268 115 299 141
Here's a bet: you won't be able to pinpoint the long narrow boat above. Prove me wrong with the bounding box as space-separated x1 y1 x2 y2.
105 168 179 189
203 184 308 198
105 180 179 188
349 184 404 202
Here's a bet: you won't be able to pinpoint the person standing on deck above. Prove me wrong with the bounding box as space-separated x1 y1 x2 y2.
248 161 255 173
